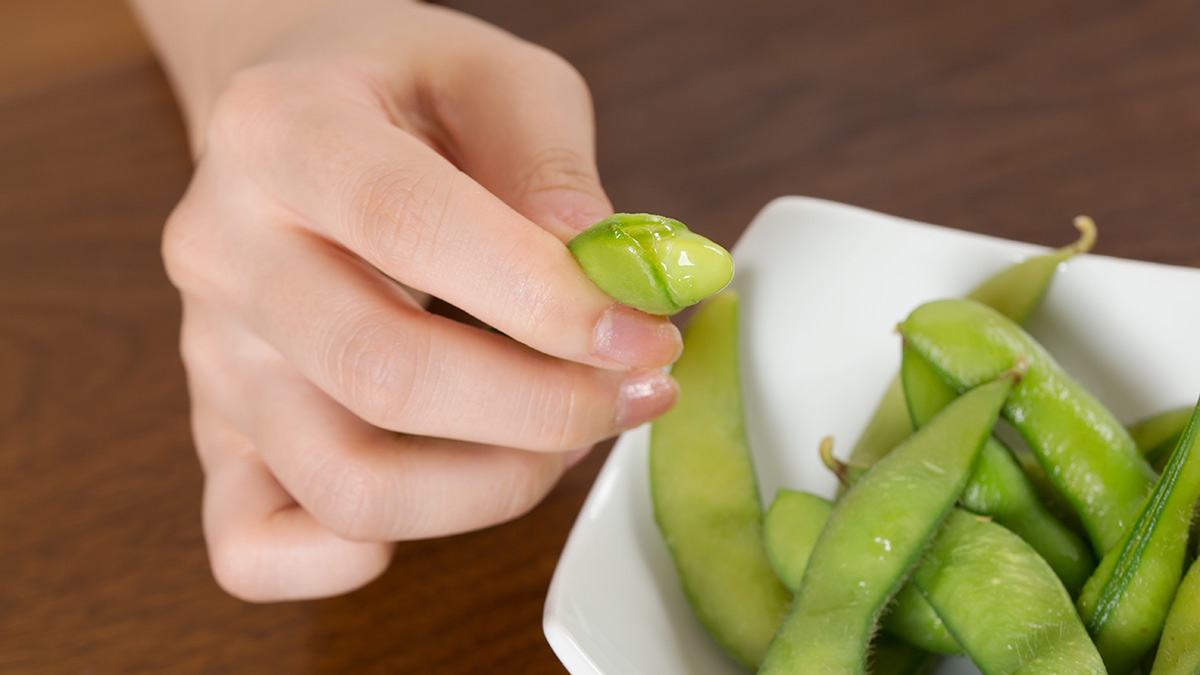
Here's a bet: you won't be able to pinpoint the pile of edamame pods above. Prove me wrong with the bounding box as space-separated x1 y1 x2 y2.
570 215 1200 675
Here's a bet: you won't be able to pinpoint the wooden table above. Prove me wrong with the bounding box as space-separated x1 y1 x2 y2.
3 1 1198 672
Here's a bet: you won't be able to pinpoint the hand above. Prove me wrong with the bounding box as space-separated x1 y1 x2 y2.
147 0 682 601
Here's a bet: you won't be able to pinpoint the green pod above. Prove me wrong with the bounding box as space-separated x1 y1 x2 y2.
1011 405 1190 534
758 373 1014 675
846 374 913 469
911 510 1107 675
763 487 960 656
964 215 1096 321
1150 551 1200 675
899 298 1157 555
649 292 789 667
1007 442 1089 538
1077 397 1200 674
868 635 942 675
846 217 1094 470
1129 405 1195 471
568 213 733 315
883 585 961 656
763 489 832 592
900 343 1095 595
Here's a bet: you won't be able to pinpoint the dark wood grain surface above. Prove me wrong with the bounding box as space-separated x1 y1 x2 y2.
3 1 1199 673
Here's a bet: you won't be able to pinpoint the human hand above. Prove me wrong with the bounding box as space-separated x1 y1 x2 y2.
141 0 682 601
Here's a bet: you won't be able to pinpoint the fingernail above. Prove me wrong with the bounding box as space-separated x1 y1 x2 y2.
616 369 679 430
593 305 683 367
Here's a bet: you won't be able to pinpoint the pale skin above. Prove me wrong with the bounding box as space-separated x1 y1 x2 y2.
130 0 682 601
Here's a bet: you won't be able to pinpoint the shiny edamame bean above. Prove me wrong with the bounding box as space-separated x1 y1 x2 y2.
899 298 1157 555
846 217 1095 469
649 292 789 668
758 371 1015 674
1077 397 1200 674
568 213 733 315
901 343 1095 595
911 510 1106 675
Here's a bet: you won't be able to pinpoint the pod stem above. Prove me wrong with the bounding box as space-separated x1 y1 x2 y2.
1066 215 1098 255
819 436 869 487
1006 354 1031 383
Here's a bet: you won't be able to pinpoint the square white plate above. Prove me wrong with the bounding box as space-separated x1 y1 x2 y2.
543 196 1200 675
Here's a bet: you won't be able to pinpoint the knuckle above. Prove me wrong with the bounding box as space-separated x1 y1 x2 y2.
496 453 562 521
320 310 424 428
308 460 387 541
524 370 600 451
204 65 291 159
521 43 592 98
159 201 199 291
344 164 455 271
500 249 560 337
160 194 224 300
512 146 602 202
159 183 249 306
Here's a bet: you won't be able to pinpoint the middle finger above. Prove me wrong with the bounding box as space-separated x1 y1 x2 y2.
240 226 677 451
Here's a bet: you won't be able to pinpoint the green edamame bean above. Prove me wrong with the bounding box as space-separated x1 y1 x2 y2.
1150 547 1200 675
901 344 1095 595
758 371 1015 674
911 510 1107 675
649 292 789 667
846 217 1095 469
763 486 960 656
1076 397 1200 674
568 213 733 315
899 298 1157 555
1129 405 1194 471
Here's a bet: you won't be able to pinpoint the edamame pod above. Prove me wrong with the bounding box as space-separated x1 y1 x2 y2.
911 510 1107 675
899 298 1157 555
1150 549 1200 675
901 343 1095 595
1077 397 1200 674
964 215 1096 321
1129 405 1194 470
569 213 733 315
763 487 960 656
846 217 1095 469
763 489 831 592
759 371 1016 675
1009 406 1190 531
649 292 789 667
868 635 941 675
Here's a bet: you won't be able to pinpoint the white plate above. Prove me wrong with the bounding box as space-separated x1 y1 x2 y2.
543 196 1200 675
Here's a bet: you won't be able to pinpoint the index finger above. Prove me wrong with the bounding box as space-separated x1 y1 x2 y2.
225 64 679 369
